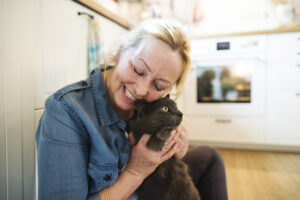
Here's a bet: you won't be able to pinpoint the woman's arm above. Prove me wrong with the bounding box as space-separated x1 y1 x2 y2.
99 132 179 200
36 98 91 200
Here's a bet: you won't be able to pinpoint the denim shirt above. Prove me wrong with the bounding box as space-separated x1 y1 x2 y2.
36 68 135 200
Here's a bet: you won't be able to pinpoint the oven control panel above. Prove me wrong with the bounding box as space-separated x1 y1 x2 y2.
217 42 230 50
190 35 267 59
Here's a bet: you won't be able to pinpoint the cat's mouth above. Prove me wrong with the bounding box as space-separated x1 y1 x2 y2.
175 118 182 126
123 85 136 101
165 117 182 129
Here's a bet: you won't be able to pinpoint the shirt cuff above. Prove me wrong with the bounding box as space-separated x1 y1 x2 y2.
87 193 101 200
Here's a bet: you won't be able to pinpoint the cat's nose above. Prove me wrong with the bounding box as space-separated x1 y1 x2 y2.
178 111 183 118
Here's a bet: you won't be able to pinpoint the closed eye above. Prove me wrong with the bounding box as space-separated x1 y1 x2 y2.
155 84 163 91
133 65 144 76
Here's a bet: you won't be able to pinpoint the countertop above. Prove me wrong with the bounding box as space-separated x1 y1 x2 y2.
191 25 300 39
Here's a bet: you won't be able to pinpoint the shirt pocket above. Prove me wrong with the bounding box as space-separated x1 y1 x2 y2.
88 158 119 193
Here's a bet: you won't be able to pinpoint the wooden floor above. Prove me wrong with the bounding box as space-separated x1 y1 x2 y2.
218 149 300 200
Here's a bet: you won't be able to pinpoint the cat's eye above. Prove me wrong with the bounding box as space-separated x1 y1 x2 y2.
162 106 169 112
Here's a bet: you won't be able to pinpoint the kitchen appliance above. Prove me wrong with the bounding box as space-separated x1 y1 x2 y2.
184 35 267 117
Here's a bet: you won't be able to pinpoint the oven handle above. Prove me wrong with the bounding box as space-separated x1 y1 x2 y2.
215 118 232 123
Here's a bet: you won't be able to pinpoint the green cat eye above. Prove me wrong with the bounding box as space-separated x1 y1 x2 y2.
162 106 169 112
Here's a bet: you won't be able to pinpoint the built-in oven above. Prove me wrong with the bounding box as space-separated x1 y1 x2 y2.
184 35 267 117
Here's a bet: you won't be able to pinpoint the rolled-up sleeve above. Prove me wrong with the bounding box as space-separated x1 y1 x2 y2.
36 97 98 200
87 193 101 200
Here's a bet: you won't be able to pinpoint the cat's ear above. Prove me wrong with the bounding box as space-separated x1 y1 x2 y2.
134 100 147 119
165 94 170 99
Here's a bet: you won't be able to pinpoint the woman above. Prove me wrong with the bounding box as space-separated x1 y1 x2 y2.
36 19 227 200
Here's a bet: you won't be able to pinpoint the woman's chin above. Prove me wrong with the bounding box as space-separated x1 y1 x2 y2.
116 100 134 113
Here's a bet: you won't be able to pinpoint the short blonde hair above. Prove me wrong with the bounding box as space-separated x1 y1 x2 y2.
106 19 191 98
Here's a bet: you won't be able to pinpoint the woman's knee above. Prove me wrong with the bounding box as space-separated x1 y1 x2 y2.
185 146 223 164
184 145 226 183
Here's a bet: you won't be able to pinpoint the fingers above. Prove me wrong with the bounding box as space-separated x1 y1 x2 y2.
161 142 178 161
131 132 178 163
174 123 189 142
139 134 151 145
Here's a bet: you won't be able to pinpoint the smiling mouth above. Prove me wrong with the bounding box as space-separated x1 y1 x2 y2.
124 85 136 101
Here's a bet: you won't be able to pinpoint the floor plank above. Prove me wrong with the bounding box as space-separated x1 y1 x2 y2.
218 149 300 200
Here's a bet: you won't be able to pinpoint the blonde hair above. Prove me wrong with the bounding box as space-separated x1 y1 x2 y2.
106 19 191 98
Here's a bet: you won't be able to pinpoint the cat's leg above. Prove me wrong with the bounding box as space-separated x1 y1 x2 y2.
146 136 165 151
146 130 171 151
156 129 171 141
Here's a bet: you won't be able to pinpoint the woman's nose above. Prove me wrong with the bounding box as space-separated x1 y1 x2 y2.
135 79 150 98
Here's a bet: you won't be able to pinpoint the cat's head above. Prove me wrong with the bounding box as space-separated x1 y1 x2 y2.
134 95 183 130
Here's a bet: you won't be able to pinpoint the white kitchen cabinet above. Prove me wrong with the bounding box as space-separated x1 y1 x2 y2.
266 31 300 146
185 116 265 144
267 36 300 90
1 0 128 199
1 0 40 199
186 31 300 150
266 90 300 146
267 32 300 48
36 0 128 109
36 0 87 108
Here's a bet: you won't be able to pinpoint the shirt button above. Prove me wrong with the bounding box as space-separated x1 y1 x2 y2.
104 174 112 182
81 81 88 86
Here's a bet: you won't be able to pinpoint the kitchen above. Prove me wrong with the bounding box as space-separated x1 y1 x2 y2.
1 0 300 199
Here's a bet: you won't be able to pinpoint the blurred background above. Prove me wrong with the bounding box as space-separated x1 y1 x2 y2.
1 0 300 199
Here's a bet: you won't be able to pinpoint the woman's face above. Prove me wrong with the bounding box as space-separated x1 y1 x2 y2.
108 36 183 113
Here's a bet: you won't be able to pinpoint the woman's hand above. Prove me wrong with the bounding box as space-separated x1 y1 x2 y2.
125 132 178 179
171 122 189 159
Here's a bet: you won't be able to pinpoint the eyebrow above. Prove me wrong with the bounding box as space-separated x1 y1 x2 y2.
137 57 171 85
137 57 151 72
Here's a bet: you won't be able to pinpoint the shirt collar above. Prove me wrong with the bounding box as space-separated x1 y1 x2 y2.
88 68 126 130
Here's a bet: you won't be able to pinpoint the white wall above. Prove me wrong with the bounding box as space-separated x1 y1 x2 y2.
166 0 299 35
192 0 280 34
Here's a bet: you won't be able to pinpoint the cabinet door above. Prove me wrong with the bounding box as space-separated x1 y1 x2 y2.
266 90 300 146
268 32 300 49
186 116 265 144
267 47 300 89
36 0 128 108
266 32 300 146
36 0 89 108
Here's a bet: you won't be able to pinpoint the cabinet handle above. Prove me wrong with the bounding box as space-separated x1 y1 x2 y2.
297 64 300 68
296 93 300 97
215 118 231 123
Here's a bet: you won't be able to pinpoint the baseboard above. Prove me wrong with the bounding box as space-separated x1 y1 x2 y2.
189 140 300 153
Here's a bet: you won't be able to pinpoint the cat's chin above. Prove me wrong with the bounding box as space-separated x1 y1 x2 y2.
174 119 182 127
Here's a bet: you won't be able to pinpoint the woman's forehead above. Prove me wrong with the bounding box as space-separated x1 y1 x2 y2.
132 36 183 84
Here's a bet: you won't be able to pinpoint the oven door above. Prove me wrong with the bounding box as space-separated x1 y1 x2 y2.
183 57 266 117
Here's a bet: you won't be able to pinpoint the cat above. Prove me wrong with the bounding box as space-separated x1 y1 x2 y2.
126 95 201 200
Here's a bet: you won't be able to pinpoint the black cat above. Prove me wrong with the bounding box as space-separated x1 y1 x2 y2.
127 95 201 200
